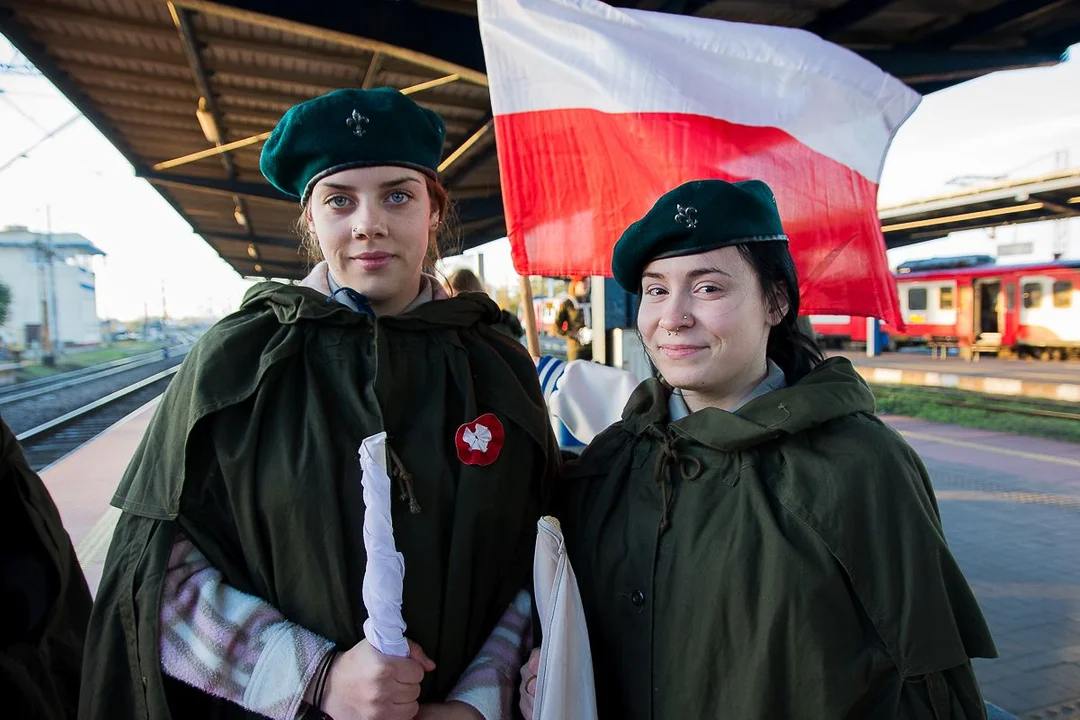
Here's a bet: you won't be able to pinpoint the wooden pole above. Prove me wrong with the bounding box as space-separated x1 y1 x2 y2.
519 275 541 358
590 275 606 365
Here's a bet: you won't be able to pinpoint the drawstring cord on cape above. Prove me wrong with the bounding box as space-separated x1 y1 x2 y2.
646 424 702 533
329 286 415 511
386 441 422 514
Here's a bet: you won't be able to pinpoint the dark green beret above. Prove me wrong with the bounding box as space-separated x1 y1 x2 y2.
611 179 789 293
259 87 447 203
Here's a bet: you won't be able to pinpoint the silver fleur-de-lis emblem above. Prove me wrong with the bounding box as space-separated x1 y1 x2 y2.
346 109 370 137
674 204 698 228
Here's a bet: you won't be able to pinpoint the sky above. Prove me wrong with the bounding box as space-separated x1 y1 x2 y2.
1 37 1078 320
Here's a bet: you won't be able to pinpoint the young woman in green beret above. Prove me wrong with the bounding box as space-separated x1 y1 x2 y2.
81 88 557 720
521 179 996 719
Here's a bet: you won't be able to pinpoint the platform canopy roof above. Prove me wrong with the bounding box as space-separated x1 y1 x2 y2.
879 168 1080 249
1 0 1077 280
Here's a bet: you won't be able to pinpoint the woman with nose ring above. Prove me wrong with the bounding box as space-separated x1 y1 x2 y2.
521 179 995 719
82 88 557 720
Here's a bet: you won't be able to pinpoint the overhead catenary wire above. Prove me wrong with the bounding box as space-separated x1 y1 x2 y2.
0 113 81 174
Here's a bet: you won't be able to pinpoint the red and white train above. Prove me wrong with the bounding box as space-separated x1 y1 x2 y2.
810 256 1080 360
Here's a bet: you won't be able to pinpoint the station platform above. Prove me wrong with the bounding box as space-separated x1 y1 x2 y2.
39 397 158 594
838 351 1080 403
37 399 1080 718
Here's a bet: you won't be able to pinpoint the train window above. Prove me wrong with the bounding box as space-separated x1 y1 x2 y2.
908 288 927 311
1022 282 1043 309
1007 283 1016 311
1053 281 1073 308
939 286 954 310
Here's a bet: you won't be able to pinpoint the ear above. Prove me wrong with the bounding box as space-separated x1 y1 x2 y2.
768 282 790 327
429 209 440 230
304 204 316 236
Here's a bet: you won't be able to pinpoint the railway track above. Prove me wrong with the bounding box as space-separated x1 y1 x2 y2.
15 367 178 472
0 345 188 406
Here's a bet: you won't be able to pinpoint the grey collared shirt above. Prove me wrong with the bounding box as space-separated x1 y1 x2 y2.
668 359 787 420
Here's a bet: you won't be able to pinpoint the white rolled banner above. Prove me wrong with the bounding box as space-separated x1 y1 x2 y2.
359 432 410 657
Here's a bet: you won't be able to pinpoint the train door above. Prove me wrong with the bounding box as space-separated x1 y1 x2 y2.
956 282 975 344
973 278 1002 345
1002 278 1019 347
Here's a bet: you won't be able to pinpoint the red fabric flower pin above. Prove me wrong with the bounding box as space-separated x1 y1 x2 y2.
455 413 505 466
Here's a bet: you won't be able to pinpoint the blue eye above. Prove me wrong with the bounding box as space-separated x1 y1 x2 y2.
644 286 668 297
387 190 411 205
326 195 351 208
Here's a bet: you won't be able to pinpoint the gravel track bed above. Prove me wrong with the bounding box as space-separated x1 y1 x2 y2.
1 356 184 436
20 378 174 472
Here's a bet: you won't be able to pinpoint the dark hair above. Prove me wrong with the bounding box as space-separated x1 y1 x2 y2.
736 241 825 384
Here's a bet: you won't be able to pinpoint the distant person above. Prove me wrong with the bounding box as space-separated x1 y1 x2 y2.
553 297 585 360
0 415 92 720
448 268 525 342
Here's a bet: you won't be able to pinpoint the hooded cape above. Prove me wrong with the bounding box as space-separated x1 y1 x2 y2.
562 358 996 719
80 282 558 719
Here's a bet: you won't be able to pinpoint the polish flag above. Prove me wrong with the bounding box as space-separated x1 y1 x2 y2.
477 0 920 326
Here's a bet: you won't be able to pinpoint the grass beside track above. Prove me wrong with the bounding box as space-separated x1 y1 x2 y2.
13 342 162 381
871 383 1080 444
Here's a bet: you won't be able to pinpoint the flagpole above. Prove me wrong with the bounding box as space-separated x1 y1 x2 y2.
519 275 541 358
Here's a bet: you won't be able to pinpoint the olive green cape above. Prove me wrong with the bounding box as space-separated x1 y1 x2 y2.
80 283 557 719
563 358 996 719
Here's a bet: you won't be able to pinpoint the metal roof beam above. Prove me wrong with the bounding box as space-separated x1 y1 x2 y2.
913 0 1074 48
802 0 896 38
136 168 295 203
167 3 232 169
